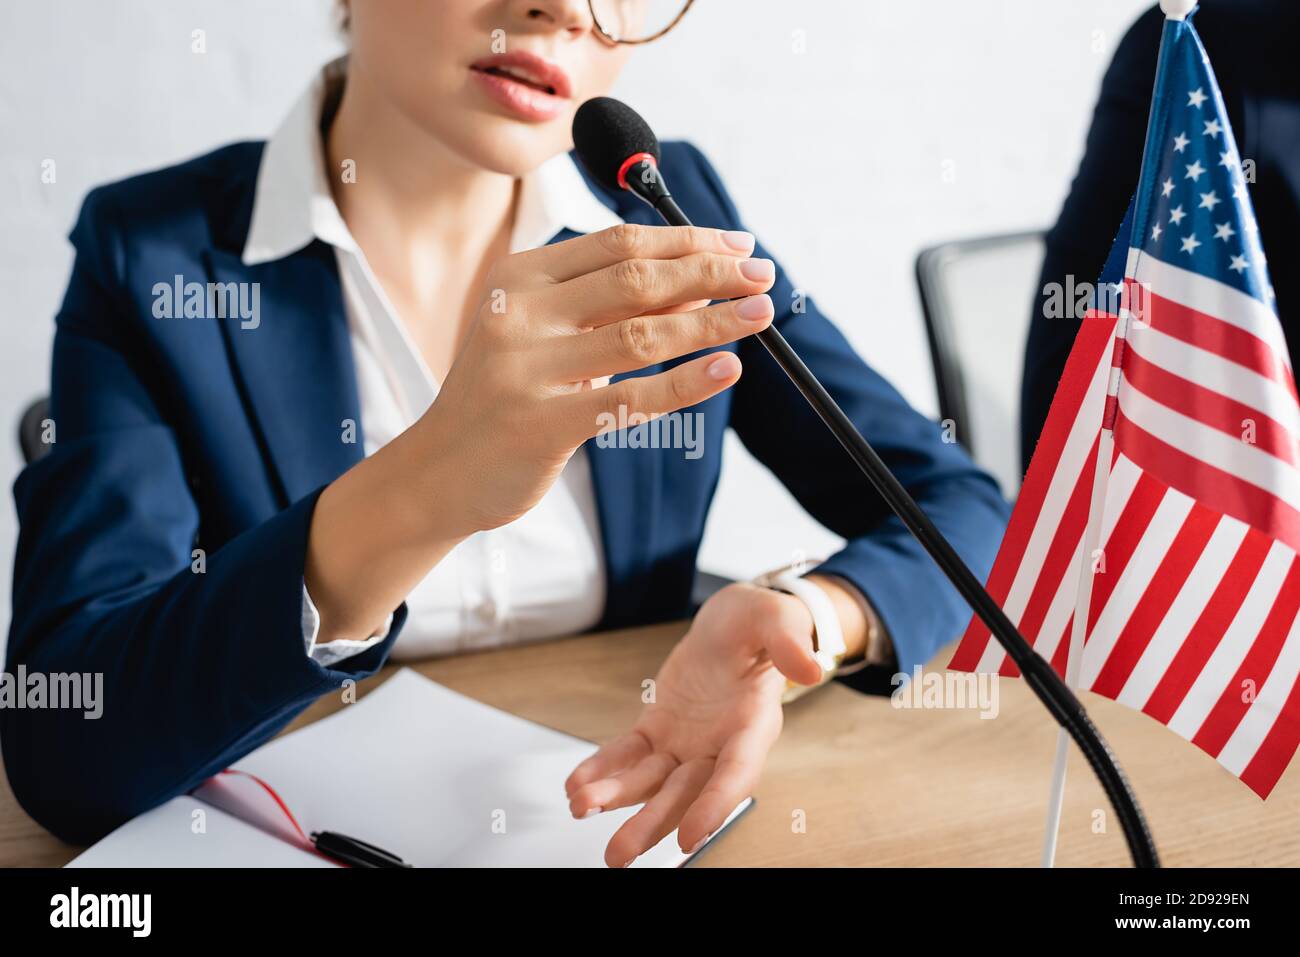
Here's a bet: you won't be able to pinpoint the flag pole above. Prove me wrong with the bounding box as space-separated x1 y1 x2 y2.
1040 338 1122 866
1039 0 1195 865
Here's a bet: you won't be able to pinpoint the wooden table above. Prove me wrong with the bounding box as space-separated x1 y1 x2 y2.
2 621 1297 867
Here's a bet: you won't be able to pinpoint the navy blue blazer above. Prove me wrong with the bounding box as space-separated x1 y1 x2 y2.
4 139 1009 843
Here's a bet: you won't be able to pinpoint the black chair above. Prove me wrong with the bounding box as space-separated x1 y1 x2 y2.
915 231 1046 499
19 396 51 465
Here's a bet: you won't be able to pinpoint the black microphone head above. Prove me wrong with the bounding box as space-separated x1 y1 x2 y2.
572 97 661 192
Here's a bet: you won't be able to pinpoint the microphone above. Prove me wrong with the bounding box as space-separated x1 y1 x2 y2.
572 97 677 219
572 96 1159 869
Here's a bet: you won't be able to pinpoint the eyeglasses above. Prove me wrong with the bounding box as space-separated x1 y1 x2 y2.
588 0 695 45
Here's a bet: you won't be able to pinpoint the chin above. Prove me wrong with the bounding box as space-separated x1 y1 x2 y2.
437 111 575 178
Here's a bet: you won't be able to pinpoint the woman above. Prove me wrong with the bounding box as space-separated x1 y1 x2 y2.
3 0 1008 867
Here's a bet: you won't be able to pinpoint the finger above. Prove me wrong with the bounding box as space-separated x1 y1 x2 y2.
676 717 781 854
553 253 775 329
754 590 824 686
568 751 679 818
564 732 652 799
603 759 714 868
565 350 742 446
511 224 755 284
547 295 773 382
651 298 712 316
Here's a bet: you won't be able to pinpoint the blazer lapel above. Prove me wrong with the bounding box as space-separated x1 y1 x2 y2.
205 241 364 506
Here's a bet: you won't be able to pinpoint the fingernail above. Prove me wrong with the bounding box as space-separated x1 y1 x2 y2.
739 258 775 282
686 838 708 855
620 860 633 868
579 807 602 819
721 230 755 252
706 354 740 380
735 294 773 321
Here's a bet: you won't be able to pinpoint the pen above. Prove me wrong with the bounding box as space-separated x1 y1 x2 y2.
311 830 413 869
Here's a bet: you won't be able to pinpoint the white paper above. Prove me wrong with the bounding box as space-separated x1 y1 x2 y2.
68 669 750 868
67 796 332 868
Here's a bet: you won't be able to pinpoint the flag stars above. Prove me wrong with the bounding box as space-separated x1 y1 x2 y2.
1142 86 1265 293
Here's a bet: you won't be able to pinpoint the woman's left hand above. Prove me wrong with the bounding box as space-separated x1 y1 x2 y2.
564 582 824 867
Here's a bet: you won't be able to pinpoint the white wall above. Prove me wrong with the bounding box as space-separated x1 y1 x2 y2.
0 0 1154 635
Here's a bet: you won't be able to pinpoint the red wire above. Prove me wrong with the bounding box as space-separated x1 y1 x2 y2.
218 768 311 842
214 769 346 866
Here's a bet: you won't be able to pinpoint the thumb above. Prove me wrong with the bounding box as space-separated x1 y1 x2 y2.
757 591 823 686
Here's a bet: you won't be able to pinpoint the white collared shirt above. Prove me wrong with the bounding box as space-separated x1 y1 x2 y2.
243 61 620 665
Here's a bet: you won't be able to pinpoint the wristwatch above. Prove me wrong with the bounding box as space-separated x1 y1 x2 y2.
754 564 849 703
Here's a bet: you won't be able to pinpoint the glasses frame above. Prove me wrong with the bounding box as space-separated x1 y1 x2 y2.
588 0 695 45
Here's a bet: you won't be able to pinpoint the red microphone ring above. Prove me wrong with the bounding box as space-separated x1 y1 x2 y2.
616 152 658 191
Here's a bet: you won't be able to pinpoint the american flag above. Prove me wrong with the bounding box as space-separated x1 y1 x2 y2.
950 11 1300 798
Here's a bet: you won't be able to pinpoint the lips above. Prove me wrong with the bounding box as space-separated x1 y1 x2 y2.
469 51 573 122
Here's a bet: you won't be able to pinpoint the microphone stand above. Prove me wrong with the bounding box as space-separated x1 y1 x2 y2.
622 158 1159 868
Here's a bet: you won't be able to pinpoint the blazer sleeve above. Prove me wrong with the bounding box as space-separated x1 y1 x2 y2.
1019 6 1164 470
679 144 1011 678
1 187 403 845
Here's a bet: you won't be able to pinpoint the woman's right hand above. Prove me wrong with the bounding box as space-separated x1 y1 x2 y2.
412 223 777 535
305 223 774 645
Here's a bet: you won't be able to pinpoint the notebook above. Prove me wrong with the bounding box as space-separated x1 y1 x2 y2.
67 668 751 868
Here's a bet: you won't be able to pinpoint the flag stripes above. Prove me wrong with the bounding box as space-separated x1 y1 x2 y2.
1113 403 1300 557
1126 252 1292 376
951 13 1300 798
1113 518 1250 712
951 276 1300 796
1120 348 1300 469
1126 279 1298 404
948 312 1117 675
1227 616 1300 793
1087 502 1218 698
1193 558 1300 755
